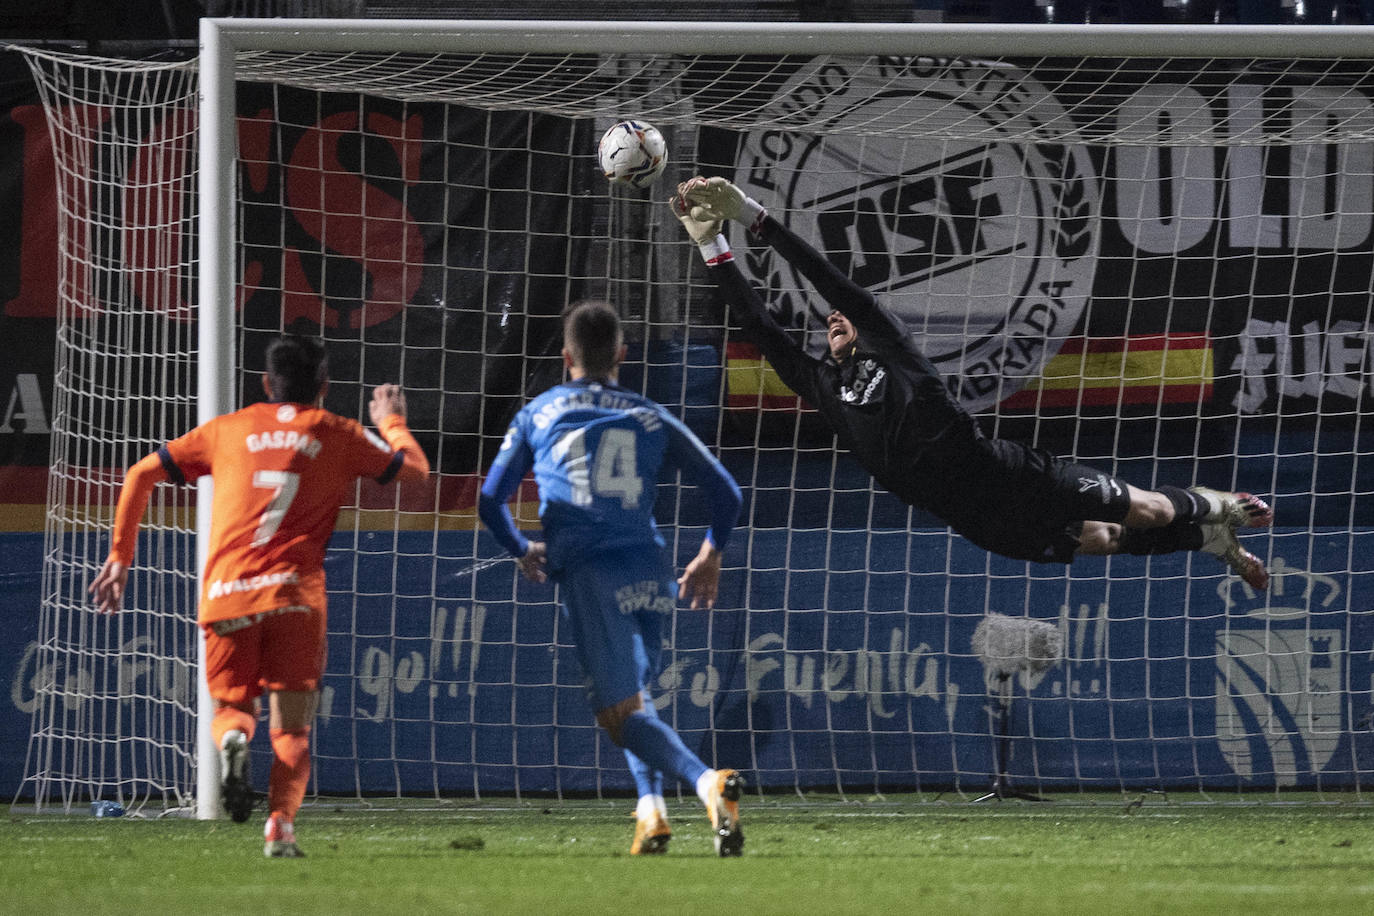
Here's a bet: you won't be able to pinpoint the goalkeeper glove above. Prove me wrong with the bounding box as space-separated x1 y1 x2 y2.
671 189 733 265
680 176 767 234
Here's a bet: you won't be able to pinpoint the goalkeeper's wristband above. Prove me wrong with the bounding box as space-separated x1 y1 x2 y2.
739 197 767 235
698 234 733 266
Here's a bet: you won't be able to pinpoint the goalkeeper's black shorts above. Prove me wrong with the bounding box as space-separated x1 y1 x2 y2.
918 436 1134 565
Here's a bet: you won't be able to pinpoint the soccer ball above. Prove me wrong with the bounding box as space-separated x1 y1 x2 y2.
598 120 668 189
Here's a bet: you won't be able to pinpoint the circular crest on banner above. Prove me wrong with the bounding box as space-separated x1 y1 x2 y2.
735 58 1100 412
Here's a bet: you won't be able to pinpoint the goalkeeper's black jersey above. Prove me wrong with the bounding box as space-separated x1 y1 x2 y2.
706 215 1139 566
708 216 983 513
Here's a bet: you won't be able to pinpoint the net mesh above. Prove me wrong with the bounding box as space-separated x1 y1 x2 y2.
15 29 1374 811
21 52 201 810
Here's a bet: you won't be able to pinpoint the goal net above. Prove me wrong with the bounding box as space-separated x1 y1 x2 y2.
16 21 1374 814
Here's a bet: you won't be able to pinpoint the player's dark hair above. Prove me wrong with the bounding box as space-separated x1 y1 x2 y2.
265 335 329 404
562 299 622 379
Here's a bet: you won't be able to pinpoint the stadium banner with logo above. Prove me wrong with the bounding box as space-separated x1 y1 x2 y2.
290 527 1374 793
707 55 1373 430
5 51 1374 796
8 525 1371 795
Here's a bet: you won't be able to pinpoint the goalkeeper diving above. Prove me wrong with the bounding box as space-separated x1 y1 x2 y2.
671 176 1273 588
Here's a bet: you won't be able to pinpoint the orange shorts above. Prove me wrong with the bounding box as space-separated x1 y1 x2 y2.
203 605 327 706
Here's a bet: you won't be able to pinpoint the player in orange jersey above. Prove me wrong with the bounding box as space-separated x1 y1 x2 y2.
90 335 430 857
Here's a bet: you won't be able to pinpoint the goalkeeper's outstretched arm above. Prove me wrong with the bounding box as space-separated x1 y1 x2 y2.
670 184 825 407
676 176 907 349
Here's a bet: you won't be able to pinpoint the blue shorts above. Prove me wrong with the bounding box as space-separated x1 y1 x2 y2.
554 546 676 713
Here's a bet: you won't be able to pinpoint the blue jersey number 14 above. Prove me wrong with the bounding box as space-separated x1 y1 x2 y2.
556 427 644 510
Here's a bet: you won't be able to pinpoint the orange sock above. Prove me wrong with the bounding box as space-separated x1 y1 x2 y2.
211 706 256 749
268 727 311 822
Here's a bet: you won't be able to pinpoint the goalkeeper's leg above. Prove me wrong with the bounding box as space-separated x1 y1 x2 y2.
1094 481 1272 589
1122 483 1272 530
1080 520 1270 590
1042 456 1272 588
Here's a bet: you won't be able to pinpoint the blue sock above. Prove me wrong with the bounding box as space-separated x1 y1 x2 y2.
618 706 709 788
623 749 663 800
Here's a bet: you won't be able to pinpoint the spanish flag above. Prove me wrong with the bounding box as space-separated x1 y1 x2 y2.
1002 334 1213 409
725 341 808 411
725 334 1214 411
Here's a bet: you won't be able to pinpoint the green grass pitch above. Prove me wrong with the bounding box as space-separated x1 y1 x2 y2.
5 794 1374 915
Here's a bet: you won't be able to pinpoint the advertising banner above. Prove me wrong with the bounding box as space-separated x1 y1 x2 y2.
3 51 1372 797
720 55 1374 430
299 530 1374 792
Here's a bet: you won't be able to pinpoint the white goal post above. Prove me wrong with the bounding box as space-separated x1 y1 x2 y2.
17 19 1374 817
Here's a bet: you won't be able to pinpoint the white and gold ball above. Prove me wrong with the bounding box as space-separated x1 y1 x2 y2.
597 119 668 189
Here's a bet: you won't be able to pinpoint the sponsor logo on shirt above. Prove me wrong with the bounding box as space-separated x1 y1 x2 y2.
1076 473 1119 504
207 570 300 601
616 580 675 615
839 358 886 405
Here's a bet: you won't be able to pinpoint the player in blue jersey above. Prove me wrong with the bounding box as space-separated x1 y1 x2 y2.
478 299 746 857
